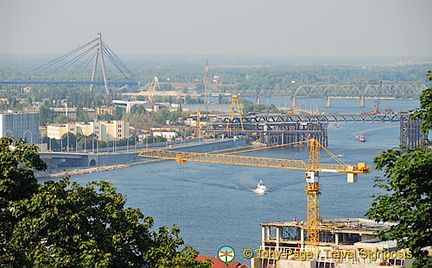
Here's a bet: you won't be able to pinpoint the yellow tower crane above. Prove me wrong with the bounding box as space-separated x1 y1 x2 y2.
226 95 244 130
137 139 371 246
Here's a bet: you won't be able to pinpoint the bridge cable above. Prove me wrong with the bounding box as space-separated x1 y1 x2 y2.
33 38 98 72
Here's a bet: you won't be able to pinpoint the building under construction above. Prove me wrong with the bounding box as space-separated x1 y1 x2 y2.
252 218 411 268
206 96 328 146
137 137 416 268
208 117 328 147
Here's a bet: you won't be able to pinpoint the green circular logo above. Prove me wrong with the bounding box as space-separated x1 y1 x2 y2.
218 245 235 263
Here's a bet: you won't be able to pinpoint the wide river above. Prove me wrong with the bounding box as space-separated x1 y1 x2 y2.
40 97 421 264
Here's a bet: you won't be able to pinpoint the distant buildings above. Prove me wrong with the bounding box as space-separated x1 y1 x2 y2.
49 107 97 120
0 111 39 143
47 120 129 142
113 99 166 113
150 126 180 140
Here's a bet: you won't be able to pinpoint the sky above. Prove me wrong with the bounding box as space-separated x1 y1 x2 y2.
1 0 431 58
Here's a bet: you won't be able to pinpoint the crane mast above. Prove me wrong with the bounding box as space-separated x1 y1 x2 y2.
306 139 321 246
138 138 371 247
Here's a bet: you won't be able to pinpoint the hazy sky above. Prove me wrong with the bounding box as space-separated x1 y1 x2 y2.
1 0 431 57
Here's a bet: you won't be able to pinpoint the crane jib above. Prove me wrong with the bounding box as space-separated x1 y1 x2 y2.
138 149 371 174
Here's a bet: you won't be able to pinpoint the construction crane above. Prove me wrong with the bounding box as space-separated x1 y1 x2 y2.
196 108 202 139
226 95 244 131
286 101 304 114
137 139 371 246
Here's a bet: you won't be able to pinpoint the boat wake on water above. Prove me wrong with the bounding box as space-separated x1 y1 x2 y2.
178 176 249 191
252 180 268 194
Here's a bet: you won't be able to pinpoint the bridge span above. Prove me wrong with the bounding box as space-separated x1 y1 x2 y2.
209 112 426 149
0 80 139 87
231 83 427 102
38 151 140 170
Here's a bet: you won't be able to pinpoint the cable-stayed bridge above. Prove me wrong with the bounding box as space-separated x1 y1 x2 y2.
0 33 138 94
0 33 428 99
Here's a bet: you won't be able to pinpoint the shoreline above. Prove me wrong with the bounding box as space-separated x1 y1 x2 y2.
36 144 256 180
35 158 164 179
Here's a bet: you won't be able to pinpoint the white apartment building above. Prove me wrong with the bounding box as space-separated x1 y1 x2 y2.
47 120 129 142
47 123 75 140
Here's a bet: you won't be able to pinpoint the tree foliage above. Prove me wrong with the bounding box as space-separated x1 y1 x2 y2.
0 137 47 264
366 71 432 267
0 137 211 267
0 137 46 203
366 148 432 266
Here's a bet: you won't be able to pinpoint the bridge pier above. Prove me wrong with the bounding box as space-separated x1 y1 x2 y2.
326 96 331 108
291 96 296 108
249 122 328 147
88 155 98 166
359 96 365 107
400 114 427 148
43 158 66 169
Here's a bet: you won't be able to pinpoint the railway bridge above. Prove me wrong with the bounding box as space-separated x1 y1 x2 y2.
208 112 426 149
231 83 427 107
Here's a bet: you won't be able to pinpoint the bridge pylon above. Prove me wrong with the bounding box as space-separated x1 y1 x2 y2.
89 33 109 94
33 33 135 95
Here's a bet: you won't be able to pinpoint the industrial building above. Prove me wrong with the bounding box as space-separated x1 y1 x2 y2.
0 111 39 143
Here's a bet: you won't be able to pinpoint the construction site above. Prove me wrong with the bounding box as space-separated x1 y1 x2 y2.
254 218 410 268
137 95 420 267
136 132 416 268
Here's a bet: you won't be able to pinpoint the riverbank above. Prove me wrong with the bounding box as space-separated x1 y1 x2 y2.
36 143 256 180
35 159 162 179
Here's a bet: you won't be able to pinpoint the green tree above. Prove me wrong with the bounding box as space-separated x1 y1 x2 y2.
39 103 57 126
6 178 211 267
366 72 432 267
0 137 211 267
367 149 432 267
0 137 47 262
410 72 432 132
114 106 125 120
76 104 89 122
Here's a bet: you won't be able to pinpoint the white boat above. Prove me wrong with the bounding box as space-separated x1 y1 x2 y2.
253 180 267 194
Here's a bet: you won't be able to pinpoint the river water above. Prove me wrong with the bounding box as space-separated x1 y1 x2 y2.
42 98 421 263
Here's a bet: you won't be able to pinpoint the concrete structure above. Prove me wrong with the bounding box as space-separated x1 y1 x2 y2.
152 131 178 140
210 112 426 149
251 218 410 268
47 120 129 142
102 120 129 142
49 107 97 120
47 123 75 140
75 122 94 136
113 100 146 113
95 106 115 116
113 99 167 113
38 138 247 170
50 107 77 119
0 111 39 143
